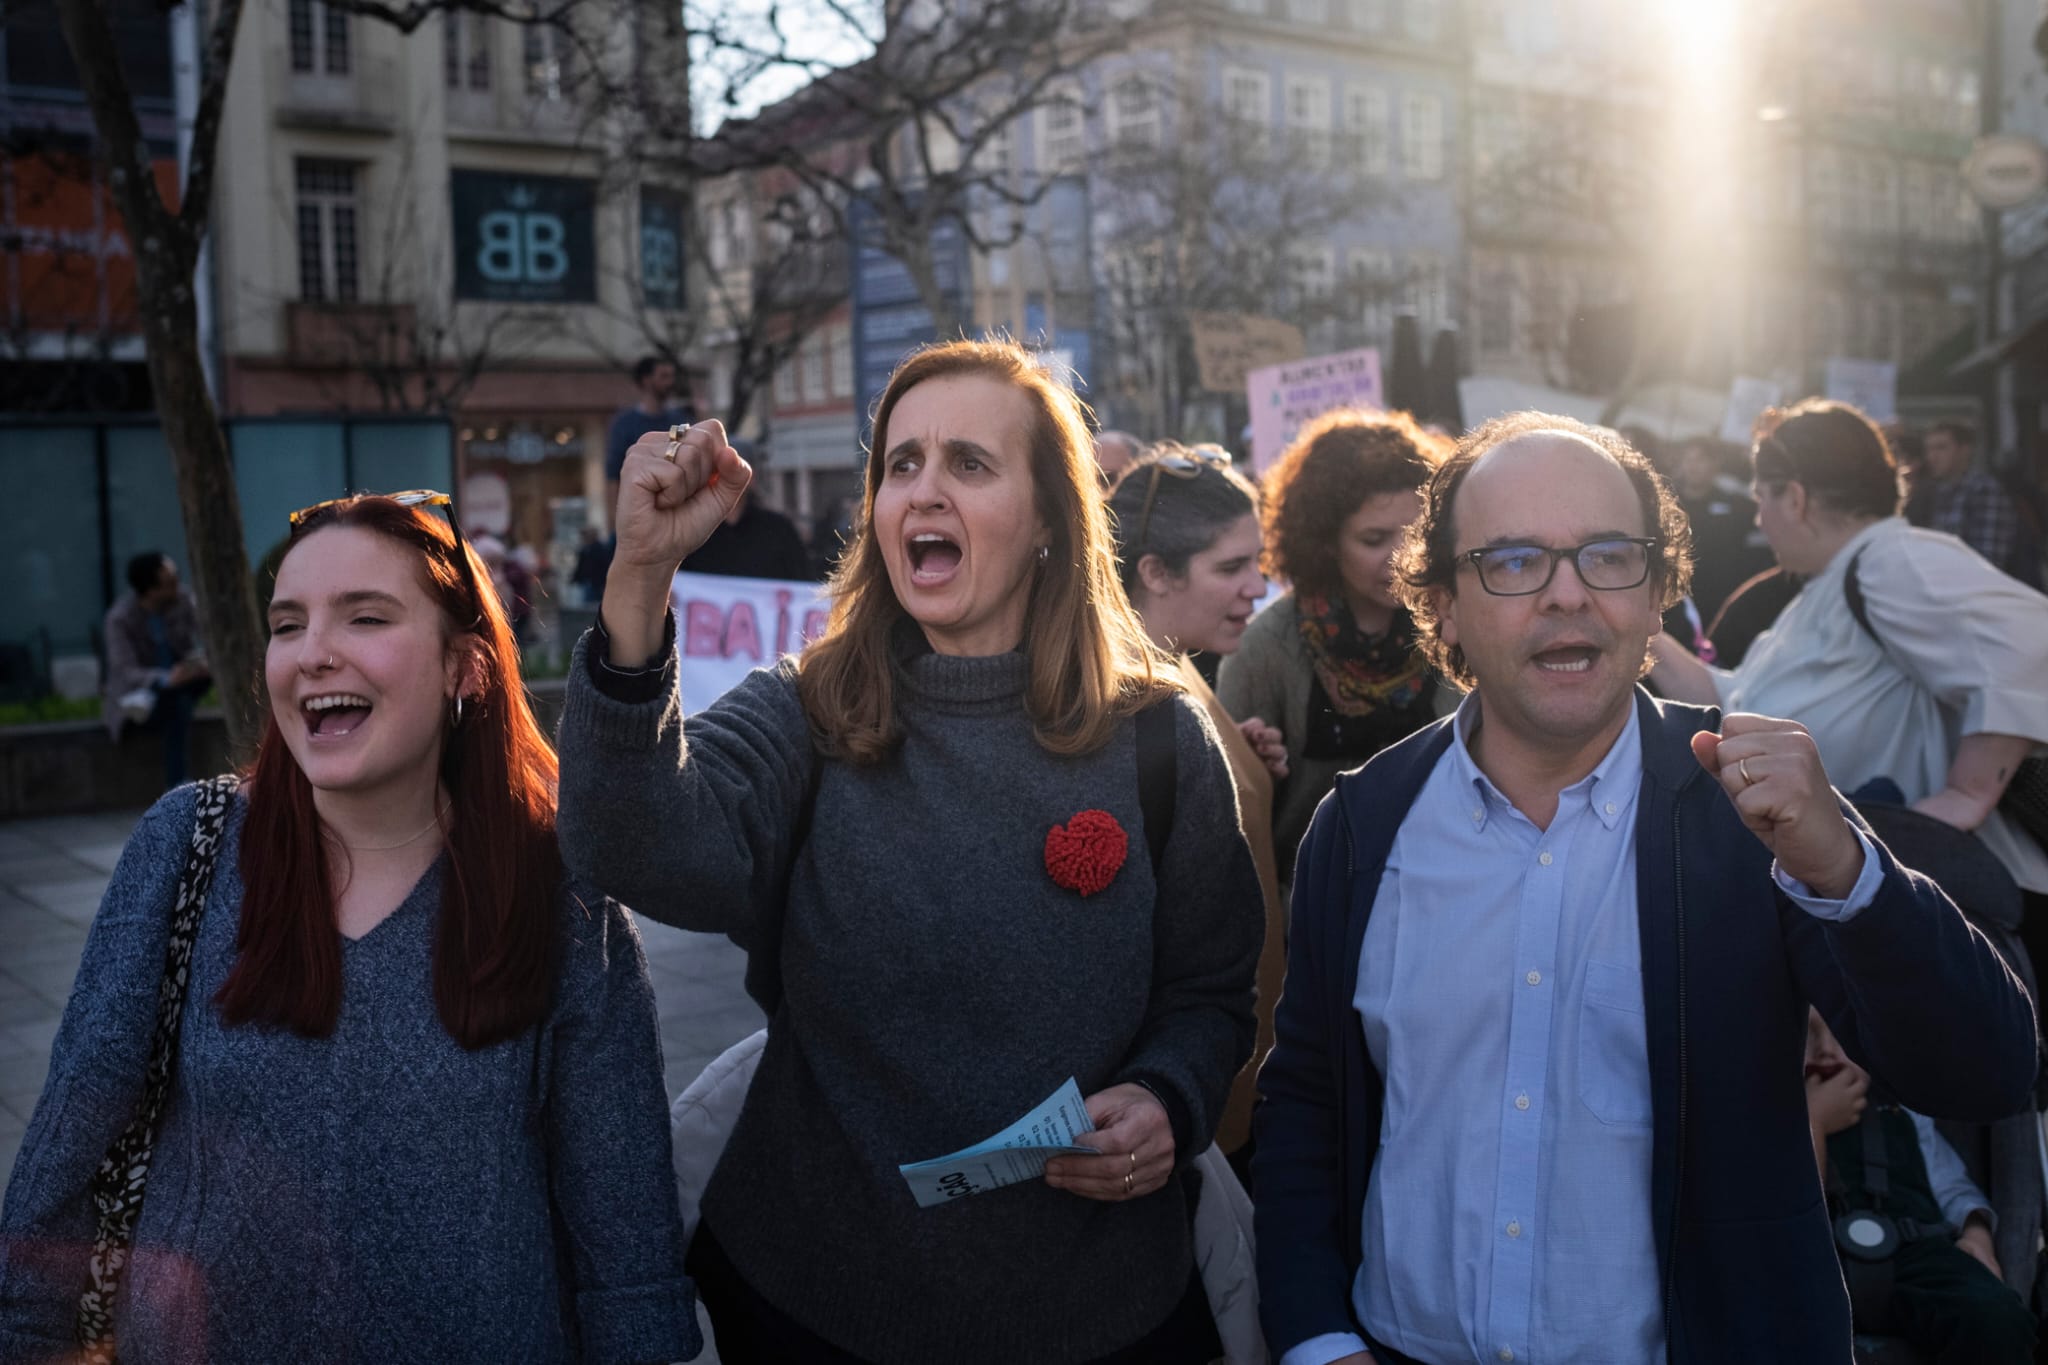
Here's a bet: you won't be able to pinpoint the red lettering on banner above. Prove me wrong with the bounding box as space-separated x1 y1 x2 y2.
682 601 725 657
802 610 830 642
774 590 793 656
725 603 764 660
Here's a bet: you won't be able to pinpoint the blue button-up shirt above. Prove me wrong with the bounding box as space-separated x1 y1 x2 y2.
1283 697 1881 1365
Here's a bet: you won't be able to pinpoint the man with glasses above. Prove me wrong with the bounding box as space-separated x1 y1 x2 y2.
1252 413 2035 1365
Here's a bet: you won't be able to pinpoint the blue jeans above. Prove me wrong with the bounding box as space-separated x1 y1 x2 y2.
144 678 209 789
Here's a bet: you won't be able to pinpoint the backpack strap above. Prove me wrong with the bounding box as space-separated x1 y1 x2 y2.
1843 547 1881 651
1136 698 1177 877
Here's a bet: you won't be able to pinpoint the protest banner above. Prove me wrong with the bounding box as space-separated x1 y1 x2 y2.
1246 346 1385 472
1824 358 1898 424
1188 312 1307 393
669 571 833 705
1720 377 1783 445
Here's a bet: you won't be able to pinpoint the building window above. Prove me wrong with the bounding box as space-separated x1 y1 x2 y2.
288 0 350 76
1347 247 1394 339
1400 92 1444 180
444 11 492 91
1349 0 1387 30
524 22 576 102
295 159 359 303
1285 75 1332 167
1289 245 1336 304
1108 77 1163 152
829 323 854 399
1346 87 1390 175
774 361 798 408
800 333 828 404
1402 0 1440 41
1222 67 1272 131
1403 253 1447 334
1039 89 1086 173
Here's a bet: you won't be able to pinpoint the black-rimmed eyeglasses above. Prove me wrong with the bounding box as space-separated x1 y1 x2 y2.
287 489 485 626
1456 537 1661 597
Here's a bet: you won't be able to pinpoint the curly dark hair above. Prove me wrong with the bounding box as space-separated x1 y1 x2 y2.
1393 412 1695 690
1262 408 1448 598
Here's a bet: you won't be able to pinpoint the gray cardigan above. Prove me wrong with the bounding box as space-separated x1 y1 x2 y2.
0 786 697 1365
556 631 1263 1364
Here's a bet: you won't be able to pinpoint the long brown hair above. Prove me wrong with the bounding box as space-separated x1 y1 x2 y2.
217 496 563 1049
798 339 1175 763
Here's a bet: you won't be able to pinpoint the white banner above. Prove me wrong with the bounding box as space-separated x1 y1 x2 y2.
669 571 832 706
1824 358 1898 424
1720 377 1783 445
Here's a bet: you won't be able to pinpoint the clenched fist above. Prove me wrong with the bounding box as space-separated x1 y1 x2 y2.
1692 713 1864 900
603 420 753 667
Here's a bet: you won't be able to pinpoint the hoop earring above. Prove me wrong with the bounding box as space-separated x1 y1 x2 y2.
1037 545 1050 563
450 694 465 728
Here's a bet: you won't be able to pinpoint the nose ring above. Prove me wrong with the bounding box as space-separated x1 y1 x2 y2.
324 656 337 670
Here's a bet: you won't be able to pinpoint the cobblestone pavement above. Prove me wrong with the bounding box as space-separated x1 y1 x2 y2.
0 805 759 1360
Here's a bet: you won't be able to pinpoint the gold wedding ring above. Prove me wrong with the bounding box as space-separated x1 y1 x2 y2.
664 423 685 463
1122 1171 1133 1196
1739 757 1754 786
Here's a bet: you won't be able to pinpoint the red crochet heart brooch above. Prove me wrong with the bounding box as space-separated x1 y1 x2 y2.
1044 810 1128 897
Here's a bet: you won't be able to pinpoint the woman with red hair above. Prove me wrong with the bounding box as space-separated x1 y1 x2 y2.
0 494 697 1363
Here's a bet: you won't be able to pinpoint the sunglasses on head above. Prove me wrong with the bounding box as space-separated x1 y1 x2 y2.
287 489 485 628
1133 447 1233 552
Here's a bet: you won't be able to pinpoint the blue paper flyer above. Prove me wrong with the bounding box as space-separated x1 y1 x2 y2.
898 1077 1096 1208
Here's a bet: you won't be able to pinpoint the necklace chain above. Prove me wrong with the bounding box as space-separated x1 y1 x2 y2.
324 803 448 853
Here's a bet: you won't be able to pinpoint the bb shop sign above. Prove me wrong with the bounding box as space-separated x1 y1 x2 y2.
451 170 596 304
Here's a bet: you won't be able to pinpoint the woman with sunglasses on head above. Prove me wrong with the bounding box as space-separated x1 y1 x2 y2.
1216 408 1453 876
559 339 1262 1364
1104 445 1285 1164
0 493 698 1364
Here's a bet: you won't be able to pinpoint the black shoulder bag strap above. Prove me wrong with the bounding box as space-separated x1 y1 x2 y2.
77 774 238 1364
1842 547 1880 649
1135 698 1178 877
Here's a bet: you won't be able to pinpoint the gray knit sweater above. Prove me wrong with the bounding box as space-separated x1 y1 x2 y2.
556 630 1263 1364
0 787 697 1365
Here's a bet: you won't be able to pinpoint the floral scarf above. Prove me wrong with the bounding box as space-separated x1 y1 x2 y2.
1295 592 1431 717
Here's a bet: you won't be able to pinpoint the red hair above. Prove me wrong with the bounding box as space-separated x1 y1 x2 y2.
215 496 563 1049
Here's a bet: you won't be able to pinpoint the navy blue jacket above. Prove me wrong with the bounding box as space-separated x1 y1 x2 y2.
1252 690 2037 1365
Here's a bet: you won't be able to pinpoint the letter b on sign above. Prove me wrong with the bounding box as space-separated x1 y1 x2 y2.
477 211 569 284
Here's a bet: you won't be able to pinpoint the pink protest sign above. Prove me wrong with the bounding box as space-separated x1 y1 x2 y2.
1246 347 1385 473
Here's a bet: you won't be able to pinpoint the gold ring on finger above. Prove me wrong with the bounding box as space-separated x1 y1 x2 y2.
1739 757 1754 785
1123 1171 1133 1196
664 424 684 463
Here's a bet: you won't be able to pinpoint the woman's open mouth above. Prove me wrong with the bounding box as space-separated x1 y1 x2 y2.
906 533 963 588
303 692 372 739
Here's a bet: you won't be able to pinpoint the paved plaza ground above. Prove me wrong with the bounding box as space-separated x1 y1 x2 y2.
0 804 761 1358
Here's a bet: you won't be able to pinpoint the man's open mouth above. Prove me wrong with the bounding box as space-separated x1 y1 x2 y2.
1533 645 1598 674
303 692 372 737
